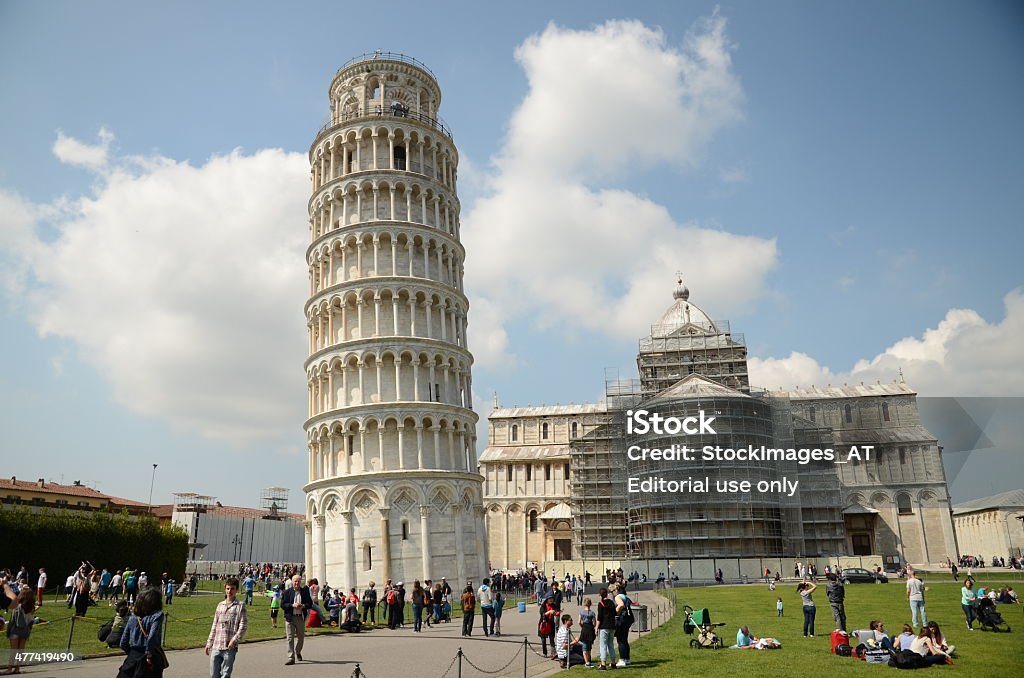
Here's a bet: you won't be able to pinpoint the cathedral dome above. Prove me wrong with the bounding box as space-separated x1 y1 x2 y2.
654 278 716 334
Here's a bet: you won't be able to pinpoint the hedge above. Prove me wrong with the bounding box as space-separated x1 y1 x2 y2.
0 507 188 583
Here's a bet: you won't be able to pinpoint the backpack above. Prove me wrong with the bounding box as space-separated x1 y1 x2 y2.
386 590 397 605
830 630 850 654
539 618 552 636
889 650 927 669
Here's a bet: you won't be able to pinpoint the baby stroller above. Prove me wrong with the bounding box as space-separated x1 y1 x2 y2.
683 605 726 649
976 598 1011 632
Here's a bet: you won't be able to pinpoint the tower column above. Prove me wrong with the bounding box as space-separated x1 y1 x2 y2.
379 508 392 582
419 506 432 581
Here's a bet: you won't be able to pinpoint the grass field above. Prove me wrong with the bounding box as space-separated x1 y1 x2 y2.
555 579 1023 677
25 586 532 659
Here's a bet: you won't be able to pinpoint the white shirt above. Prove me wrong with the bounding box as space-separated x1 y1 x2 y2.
37 572 47 589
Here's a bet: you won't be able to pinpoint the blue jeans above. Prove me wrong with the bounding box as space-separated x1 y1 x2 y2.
413 603 423 631
802 605 816 636
433 603 441 622
244 590 253 605
910 600 926 626
599 628 616 664
481 606 495 636
210 648 237 678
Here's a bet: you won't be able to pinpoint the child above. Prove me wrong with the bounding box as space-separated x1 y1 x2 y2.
493 591 504 637
776 597 784 617
165 578 175 606
556 613 580 669
578 598 597 668
269 585 281 628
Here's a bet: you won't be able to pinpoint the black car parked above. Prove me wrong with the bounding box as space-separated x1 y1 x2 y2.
841 567 888 584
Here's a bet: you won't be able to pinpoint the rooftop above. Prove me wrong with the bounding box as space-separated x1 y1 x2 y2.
953 488 1024 514
774 382 916 400
490 403 607 418
479 446 573 462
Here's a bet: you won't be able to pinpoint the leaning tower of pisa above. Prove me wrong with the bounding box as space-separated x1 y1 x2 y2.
303 53 485 591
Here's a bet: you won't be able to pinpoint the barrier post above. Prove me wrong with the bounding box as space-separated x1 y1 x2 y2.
353 663 363 677
523 638 528 678
67 615 76 651
457 647 463 678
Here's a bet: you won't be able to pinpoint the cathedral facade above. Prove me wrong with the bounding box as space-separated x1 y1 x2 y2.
483 279 959 567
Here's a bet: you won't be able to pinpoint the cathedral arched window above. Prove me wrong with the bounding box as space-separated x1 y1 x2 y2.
896 493 913 515
844 404 853 424
882 402 891 422
401 520 409 540
529 510 538 532
808 407 816 422
542 422 549 440
362 543 372 571
571 422 578 438
511 424 518 442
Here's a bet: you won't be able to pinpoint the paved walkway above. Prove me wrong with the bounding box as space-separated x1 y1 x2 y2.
40 591 674 678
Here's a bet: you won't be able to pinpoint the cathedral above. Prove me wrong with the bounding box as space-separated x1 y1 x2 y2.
482 279 959 570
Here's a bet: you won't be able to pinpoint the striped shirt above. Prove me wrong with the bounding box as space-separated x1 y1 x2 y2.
207 598 248 651
556 625 572 659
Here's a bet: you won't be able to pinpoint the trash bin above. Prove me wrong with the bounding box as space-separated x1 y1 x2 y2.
633 604 649 632
517 601 527 613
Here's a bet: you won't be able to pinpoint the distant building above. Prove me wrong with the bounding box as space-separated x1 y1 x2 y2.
953 488 1024 561
0 476 149 514
157 491 304 564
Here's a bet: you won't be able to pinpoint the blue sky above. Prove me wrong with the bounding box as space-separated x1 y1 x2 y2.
1 0 1021 509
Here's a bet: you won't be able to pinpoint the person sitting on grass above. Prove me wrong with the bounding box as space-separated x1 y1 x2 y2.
106 601 131 648
734 625 781 650
324 588 341 626
897 624 916 651
556 613 582 669
909 627 951 666
926 622 954 657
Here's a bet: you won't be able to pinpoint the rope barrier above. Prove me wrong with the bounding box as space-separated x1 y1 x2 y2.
460 642 525 675
438 651 461 678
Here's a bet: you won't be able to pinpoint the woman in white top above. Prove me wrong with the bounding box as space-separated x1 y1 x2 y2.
897 624 916 651
926 621 954 657
909 628 949 666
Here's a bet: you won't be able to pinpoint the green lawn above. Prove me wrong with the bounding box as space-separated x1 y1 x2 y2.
556 579 1023 676
27 587 534 658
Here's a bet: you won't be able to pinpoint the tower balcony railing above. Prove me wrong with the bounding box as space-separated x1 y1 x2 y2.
314 104 454 145
336 51 438 80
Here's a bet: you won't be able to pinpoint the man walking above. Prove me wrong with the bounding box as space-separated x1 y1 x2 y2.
906 571 927 627
825 574 847 632
461 585 476 637
206 577 248 678
243 574 255 606
35 568 46 607
282 575 312 665
478 578 495 637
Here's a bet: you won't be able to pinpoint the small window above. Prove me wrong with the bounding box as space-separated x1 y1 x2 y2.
526 465 532 481
394 145 406 171
898 447 906 464
545 464 551 481
56 499 68 507
529 510 538 532
511 424 518 442
808 407 816 422
77 501 89 507
844 404 853 423
347 435 354 455
32 497 44 506
882 402 890 422
434 383 441 402
363 543 372 571
506 465 513 482
897 494 913 515
542 422 549 439
563 463 570 480
571 422 578 438
401 521 409 540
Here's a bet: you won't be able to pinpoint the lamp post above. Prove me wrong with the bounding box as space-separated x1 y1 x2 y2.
147 464 159 513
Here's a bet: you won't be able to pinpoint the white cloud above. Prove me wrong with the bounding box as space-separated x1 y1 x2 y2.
719 166 749 184
463 15 777 368
52 127 115 169
749 289 1024 396
3 136 310 443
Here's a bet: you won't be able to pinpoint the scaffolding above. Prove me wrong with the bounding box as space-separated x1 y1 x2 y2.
638 319 749 396
260 487 289 519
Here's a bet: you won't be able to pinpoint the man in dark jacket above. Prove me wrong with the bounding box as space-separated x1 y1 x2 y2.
826 574 847 632
282 575 313 665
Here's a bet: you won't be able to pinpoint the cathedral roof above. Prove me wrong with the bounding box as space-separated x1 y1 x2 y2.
538 502 573 520
776 382 917 400
479 445 573 462
953 488 1024 514
490 404 606 417
651 373 750 401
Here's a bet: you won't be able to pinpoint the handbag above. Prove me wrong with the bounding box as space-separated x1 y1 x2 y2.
136 616 170 670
